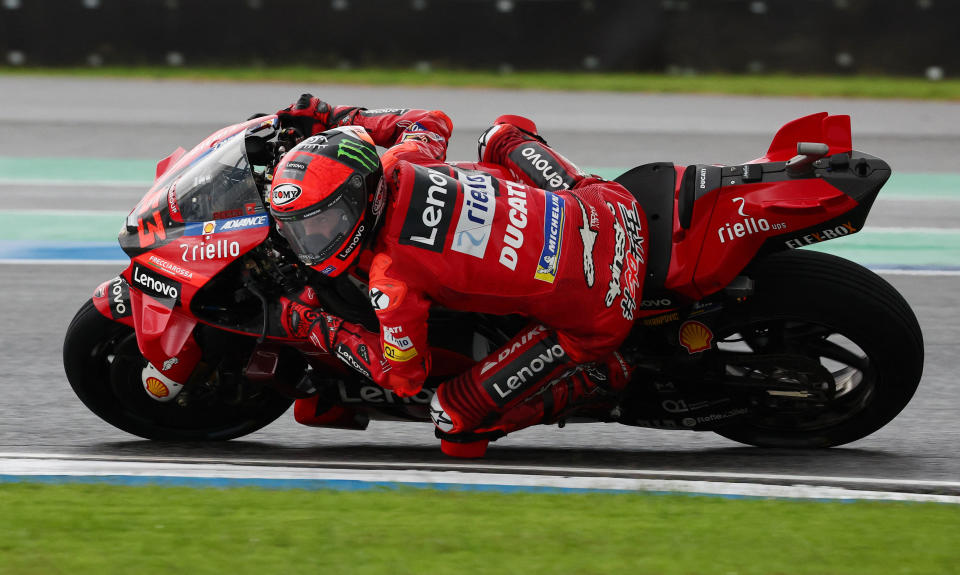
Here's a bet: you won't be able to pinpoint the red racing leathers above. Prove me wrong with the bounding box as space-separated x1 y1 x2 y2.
285 102 647 441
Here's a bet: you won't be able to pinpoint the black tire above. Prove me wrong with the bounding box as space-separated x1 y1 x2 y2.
63 299 294 441
712 250 924 448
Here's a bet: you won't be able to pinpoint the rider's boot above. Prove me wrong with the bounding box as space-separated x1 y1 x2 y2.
477 351 632 436
431 350 633 458
477 114 589 192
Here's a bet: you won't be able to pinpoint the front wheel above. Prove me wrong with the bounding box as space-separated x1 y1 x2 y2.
63 299 294 441
712 250 924 448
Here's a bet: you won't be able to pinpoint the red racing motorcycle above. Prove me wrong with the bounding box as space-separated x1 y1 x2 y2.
63 112 923 449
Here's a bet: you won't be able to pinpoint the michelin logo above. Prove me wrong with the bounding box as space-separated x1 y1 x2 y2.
534 192 565 283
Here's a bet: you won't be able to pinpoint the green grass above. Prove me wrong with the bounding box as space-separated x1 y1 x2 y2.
1 482 959 575
4 66 960 100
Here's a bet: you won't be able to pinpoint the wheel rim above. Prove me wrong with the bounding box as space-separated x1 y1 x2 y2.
84 323 290 437
715 318 878 433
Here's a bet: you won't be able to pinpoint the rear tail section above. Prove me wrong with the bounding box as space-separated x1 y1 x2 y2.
615 113 889 306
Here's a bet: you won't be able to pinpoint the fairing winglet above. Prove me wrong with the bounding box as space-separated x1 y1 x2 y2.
753 113 852 163
155 147 186 180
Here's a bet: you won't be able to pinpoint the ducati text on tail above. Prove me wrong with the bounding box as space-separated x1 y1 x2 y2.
64 112 923 453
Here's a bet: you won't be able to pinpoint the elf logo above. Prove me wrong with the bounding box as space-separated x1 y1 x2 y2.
785 221 858 248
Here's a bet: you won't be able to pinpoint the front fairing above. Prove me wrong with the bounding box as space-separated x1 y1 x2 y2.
116 118 277 361
119 117 276 292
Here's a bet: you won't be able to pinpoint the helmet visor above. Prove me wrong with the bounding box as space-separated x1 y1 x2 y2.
276 189 364 266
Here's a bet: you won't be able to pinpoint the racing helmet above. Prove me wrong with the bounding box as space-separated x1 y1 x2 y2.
270 126 384 276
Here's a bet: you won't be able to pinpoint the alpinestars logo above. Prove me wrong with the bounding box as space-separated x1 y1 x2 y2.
573 196 598 287
605 201 644 320
369 288 390 311
430 393 454 432
337 138 378 171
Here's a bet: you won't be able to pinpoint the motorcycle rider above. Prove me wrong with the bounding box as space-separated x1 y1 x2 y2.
272 95 647 457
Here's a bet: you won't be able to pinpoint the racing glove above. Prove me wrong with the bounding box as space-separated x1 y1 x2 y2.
276 93 365 137
280 292 409 390
276 94 333 136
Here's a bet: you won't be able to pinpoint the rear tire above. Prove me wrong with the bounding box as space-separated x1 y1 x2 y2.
712 250 923 448
63 299 293 441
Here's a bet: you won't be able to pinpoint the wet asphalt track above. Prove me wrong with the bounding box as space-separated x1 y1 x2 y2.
0 77 958 486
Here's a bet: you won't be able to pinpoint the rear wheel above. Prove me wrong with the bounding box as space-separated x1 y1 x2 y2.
63 299 293 441
712 250 923 448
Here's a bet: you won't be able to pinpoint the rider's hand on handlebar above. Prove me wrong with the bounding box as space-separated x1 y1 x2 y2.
276 93 332 137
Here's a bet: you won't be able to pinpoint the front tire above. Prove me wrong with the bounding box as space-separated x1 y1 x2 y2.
712 250 924 448
63 299 293 441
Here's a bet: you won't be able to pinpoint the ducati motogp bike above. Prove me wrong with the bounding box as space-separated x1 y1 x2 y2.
63 112 923 449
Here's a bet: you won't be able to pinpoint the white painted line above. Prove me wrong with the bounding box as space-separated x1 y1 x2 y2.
3 453 959 491
1 457 958 503
872 268 960 276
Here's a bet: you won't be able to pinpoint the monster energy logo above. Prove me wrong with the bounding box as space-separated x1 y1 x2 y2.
337 138 378 171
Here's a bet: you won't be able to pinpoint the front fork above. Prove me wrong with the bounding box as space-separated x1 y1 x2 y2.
93 275 202 402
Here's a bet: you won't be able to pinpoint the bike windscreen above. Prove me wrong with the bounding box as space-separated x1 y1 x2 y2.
170 133 263 222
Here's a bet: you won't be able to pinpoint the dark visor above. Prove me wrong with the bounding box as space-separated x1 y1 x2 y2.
275 187 364 266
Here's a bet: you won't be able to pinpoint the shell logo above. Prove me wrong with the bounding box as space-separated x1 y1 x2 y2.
202 221 216 234
679 321 713 354
144 377 170 398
